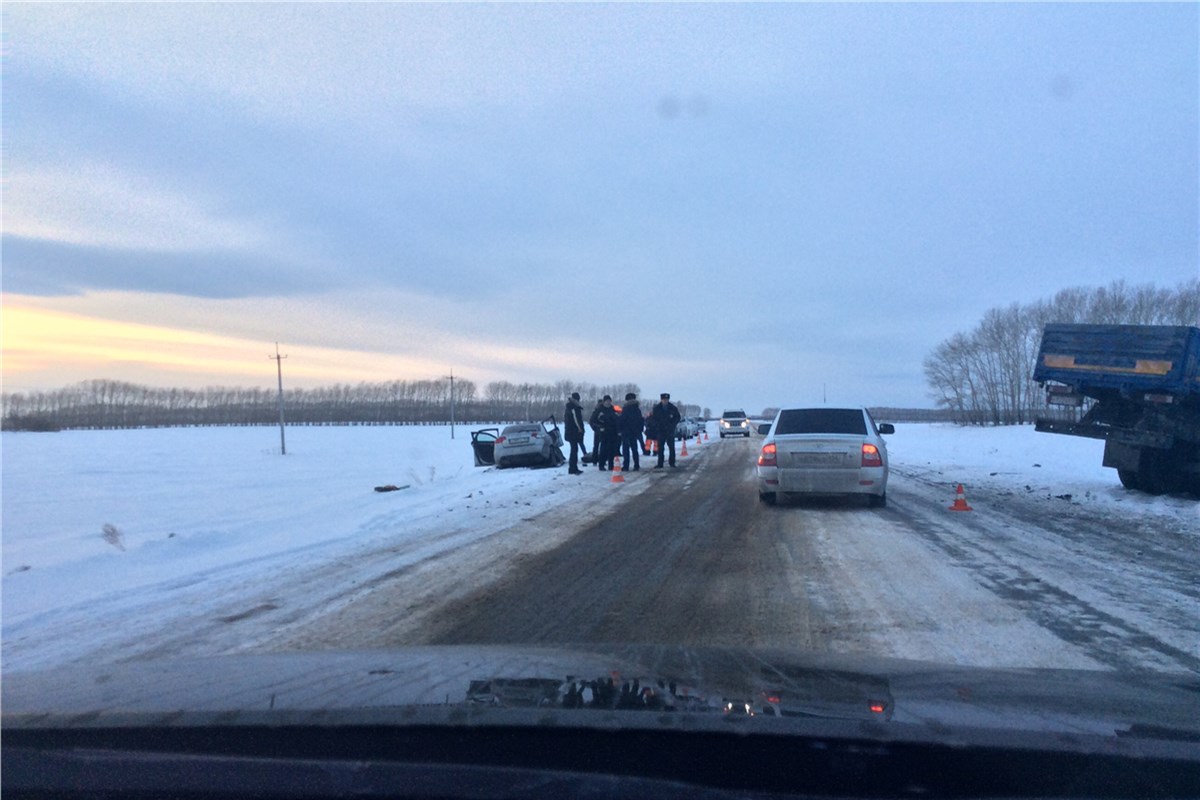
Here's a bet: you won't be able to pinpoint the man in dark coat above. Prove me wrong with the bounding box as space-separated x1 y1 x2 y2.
651 393 681 468
591 396 619 471
564 392 586 475
598 396 620 471
643 412 658 456
618 393 644 471
588 398 605 468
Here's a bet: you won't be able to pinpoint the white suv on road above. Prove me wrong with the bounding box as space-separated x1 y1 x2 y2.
719 409 751 438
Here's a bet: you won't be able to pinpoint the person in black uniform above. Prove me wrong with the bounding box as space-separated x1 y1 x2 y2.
588 398 605 469
598 396 620 471
618 392 644 471
564 392 586 475
650 393 681 468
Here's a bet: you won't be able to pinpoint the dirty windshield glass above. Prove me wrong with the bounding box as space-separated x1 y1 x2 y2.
2 2 1198 777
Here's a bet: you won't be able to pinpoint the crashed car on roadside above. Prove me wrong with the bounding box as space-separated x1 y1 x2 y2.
494 417 566 469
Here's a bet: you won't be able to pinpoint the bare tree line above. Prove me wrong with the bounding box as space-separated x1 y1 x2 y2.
1 377 652 431
923 279 1200 425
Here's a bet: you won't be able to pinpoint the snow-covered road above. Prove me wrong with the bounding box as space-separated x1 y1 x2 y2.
3 423 1196 675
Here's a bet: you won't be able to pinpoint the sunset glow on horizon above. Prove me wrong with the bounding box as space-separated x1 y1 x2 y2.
2 301 461 392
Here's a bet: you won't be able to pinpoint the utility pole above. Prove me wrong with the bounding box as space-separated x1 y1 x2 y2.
444 368 456 439
270 343 287 455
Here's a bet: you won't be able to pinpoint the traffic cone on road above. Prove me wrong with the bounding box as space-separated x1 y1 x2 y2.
948 484 973 511
680 438 689 457
611 458 625 483
703 430 709 441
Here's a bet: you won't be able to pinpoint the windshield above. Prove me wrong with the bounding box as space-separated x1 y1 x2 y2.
2 0 1198 768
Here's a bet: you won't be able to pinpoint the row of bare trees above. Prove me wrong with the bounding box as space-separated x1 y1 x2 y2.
924 279 1200 425
1 377 659 431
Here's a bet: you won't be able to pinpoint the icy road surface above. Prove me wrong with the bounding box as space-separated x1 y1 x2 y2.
3 424 1196 674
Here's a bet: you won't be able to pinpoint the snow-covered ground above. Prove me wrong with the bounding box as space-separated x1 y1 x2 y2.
2 422 1195 672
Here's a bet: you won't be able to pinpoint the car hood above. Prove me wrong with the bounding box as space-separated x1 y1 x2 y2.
4 645 1198 751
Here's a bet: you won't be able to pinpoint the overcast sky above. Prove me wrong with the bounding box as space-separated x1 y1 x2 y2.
3 2 1197 413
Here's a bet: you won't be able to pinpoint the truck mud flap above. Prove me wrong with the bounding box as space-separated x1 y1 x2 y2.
1102 440 1143 472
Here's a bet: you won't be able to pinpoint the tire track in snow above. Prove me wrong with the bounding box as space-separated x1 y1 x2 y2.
885 469 1200 673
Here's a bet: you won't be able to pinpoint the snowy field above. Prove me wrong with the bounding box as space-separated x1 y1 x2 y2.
3 422 1195 672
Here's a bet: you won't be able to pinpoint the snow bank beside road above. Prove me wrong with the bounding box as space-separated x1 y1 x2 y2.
885 423 1196 530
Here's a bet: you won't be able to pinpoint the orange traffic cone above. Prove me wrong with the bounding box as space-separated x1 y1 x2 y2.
948 484 973 511
703 430 709 441
611 458 625 483
695 432 702 447
680 438 689 457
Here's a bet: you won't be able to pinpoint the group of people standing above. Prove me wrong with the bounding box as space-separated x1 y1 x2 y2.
563 392 682 474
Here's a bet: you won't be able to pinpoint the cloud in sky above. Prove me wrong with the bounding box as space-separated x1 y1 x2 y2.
2 3 1196 411
5 164 269 253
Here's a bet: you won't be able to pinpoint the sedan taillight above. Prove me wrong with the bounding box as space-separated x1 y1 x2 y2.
495 437 506 445
758 443 777 467
861 443 882 467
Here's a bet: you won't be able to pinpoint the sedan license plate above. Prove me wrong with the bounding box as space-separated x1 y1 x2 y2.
791 452 845 466
509 437 530 445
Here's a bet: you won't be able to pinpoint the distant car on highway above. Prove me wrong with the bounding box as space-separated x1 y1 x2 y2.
494 417 566 469
719 409 751 438
756 407 893 507
676 417 701 439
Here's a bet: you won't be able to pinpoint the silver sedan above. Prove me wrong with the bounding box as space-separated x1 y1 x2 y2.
494 418 566 469
755 407 893 507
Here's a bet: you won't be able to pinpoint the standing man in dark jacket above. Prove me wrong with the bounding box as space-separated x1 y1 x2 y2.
618 393 644 471
651 393 682 468
644 412 658 456
564 392 586 475
598 396 620 471
590 396 618 471
589 398 606 470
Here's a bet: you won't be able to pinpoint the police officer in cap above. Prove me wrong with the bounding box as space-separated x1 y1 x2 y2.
650 392 681 468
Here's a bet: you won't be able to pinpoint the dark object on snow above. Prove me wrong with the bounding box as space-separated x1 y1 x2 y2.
374 484 411 493
471 428 500 467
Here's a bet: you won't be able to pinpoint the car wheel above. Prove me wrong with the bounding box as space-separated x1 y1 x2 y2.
744 432 750 438
869 492 887 508
759 491 776 506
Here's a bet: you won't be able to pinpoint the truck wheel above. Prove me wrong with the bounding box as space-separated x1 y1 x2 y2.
1137 449 1172 495
759 492 777 506
1117 469 1141 491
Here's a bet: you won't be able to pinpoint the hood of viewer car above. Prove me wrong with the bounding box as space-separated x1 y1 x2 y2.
4 645 1198 750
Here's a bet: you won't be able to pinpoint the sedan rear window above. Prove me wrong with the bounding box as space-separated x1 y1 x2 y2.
775 409 867 436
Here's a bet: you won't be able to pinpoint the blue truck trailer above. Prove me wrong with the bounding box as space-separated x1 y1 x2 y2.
1032 323 1200 495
